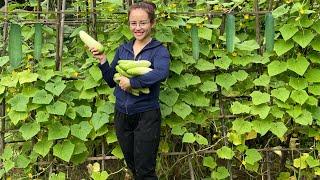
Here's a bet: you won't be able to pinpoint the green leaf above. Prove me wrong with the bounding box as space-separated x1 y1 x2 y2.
287 106 302 119
232 70 248 81
279 24 298 41
37 69 55 82
198 27 212 40
0 85 4 95
15 154 30 168
91 171 109 180
170 60 184 74
53 140 75 162
89 65 102 82
287 57 309 76
236 40 260 51
194 59 215 71
83 75 99 90
71 121 92 141
45 81 66 96
252 118 272 136
8 94 29 112
79 89 98 99
75 105 92 117
293 154 308 169
48 122 70 140
305 156 320 168
294 110 313 125
292 30 315 48
34 138 53 157
211 166 230 180
0 56 9 67
272 4 289 18
270 122 287 138
289 77 307 90
217 146 234 160
159 88 179 106
230 101 250 114
21 86 38 97
290 90 309 105
49 172 65 180
1 147 13 160
3 160 14 173
181 91 210 107
232 119 252 134
253 74 270 87
308 84 320 95
167 75 187 89
195 133 208 145
46 101 67 115
91 112 109 131
267 60 287 76
203 156 217 169
155 26 173 42
305 68 320 83
250 104 271 119
271 88 290 102
311 37 320 52
18 71 38 84
250 91 270 105
19 121 40 140
111 145 124 159
312 20 320 34
0 74 18 87
274 40 294 56
121 25 133 40
214 56 231 70
245 149 262 165
8 110 28 125
36 111 49 123
171 126 187 136
173 102 192 119
106 130 117 144
183 73 201 87
182 133 196 143
187 17 205 24
32 90 53 104
216 73 237 90
200 80 217 93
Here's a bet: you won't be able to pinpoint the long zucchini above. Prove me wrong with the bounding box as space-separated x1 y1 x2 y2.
265 12 275 52
9 23 23 68
34 23 43 60
191 25 200 60
225 14 235 53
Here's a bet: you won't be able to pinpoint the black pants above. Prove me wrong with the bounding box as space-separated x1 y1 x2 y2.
114 109 161 180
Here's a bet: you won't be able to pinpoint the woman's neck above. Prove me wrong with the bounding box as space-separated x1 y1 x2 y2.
135 37 152 46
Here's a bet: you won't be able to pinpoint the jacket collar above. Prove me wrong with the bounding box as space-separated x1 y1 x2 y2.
122 38 162 53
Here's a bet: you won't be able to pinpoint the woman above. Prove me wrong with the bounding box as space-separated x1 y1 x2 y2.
90 1 170 179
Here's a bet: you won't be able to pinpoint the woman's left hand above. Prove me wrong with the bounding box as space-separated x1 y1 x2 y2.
118 76 131 91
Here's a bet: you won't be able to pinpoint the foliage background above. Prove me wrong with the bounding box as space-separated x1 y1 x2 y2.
0 0 320 179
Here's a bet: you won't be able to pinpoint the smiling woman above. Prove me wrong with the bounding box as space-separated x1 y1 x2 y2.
89 1 170 180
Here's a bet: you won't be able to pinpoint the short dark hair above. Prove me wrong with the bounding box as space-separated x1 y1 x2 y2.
128 1 157 23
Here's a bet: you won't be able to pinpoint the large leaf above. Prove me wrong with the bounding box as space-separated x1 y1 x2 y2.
53 140 75 162
250 104 271 119
46 101 67 115
32 90 53 104
271 88 290 102
214 56 231 70
289 78 307 90
37 69 55 82
290 90 309 105
198 27 212 40
287 57 309 76
45 81 66 96
217 146 234 160
173 102 192 119
8 94 29 112
111 145 124 159
170 60 184 74
0 56 9 67
279 24 298 41
236 40 260 51
252 118 272 136
232 70 248 81
182 133 196 143
0 74 19 87
250 91 270 105
274 40 294 56
71 121 92 141
18 71 38 84
48 122 70 140
194 59 215 71
75 105 92 117
33 138 53 157
211 167 230 180
183 73 201 87
267 60 287 76
272 4 289 19
8 110 28 125
181 91 210 107
89 65 102 82
245 149 262 165
91 112 109 131
305 68 320 83
216 73 237 90
292 30 315 48
195 133 208 145
203 156 217 169
200 80 217 93
253 74 270 87
294 110 313 125
230 101 250 114
159 88 179 106
311 37 320 52
19 121 40 140
155 26 173 42
270 122 287 138
232 119 252 134
36 111 49 123
308 85 320 95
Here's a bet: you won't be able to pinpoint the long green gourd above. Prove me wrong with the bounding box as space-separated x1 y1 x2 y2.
265 12 275 52
191 24 200 60
34 23 43 60
225 14 235 53
9 23 23 68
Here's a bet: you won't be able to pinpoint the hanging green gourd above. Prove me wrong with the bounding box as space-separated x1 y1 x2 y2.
225 14 235 53
9 23 23 68
34 23 43 60
265 12 274 52
191 24 200 60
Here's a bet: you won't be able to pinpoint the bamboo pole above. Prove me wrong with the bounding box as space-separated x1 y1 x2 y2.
55 0 62 71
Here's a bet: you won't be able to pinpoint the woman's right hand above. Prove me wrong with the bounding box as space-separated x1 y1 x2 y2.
89 47 107 64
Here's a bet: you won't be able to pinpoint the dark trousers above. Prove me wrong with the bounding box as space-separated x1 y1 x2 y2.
114 109 161 180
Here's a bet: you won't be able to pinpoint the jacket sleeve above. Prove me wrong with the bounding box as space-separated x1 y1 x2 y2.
98 48 120 88
130 47 170 88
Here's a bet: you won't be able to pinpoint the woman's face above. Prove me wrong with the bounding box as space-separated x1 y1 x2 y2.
129 8 154 42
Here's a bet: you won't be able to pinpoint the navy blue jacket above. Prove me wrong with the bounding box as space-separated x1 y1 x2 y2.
98 38 170 115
